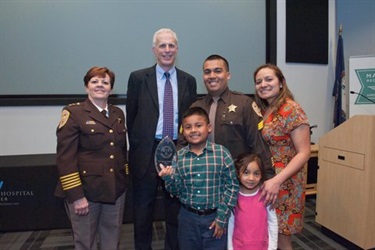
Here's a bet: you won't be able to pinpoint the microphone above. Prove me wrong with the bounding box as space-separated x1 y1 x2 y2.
350 91 375 104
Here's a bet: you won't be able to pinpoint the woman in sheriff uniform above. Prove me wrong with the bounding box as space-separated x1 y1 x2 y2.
55 66 128 250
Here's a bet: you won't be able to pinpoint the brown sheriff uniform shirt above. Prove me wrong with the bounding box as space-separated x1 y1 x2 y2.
55 99 128 203
190 88 275 180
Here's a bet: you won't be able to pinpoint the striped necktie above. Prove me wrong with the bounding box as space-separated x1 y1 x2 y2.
162 72 174 139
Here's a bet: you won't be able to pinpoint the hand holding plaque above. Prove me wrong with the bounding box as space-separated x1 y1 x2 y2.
155 136 177 174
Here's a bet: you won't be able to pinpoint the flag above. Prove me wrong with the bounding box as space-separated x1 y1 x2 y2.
332 33 346 127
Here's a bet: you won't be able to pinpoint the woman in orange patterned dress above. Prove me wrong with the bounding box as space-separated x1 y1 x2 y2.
253 64 311 250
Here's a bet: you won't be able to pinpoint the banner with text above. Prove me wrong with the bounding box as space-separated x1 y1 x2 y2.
349 55 375 117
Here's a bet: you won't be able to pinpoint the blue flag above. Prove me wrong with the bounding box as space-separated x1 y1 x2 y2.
332 34 346 127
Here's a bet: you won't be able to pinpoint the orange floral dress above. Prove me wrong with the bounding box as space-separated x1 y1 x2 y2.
261 98 309 235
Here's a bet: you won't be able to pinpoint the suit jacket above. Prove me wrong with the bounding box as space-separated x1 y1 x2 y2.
126 65 197 178
55 99 128 203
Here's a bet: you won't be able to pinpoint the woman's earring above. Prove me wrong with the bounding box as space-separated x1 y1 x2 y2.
280 85 283 89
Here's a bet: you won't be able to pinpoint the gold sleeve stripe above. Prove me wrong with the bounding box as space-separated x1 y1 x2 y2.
63 181 82 190
60 172 80 180
258 120 264 130
125 163 129 175
60 172 82 190
62 178 79 186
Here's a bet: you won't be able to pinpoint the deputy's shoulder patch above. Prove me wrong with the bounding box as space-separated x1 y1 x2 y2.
252 101 262 117
58 109 70 129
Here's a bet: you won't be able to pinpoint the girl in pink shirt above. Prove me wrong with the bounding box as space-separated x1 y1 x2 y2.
228 153 278 250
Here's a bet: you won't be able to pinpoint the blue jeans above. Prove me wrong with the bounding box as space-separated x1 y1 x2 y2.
178 206 227 250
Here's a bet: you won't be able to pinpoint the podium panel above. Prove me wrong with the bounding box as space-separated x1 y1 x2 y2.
316 115 375 249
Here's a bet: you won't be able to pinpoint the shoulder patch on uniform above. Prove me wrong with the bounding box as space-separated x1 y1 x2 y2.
58 109 70 129
252 101 262 117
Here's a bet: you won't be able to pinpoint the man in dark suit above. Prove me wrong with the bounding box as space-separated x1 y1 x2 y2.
126 28 197 250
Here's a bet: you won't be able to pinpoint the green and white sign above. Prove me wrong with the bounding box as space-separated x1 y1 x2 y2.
354 68 375 104
349 55 375 117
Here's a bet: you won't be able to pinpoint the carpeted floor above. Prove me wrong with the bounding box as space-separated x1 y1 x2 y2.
0 198 359 249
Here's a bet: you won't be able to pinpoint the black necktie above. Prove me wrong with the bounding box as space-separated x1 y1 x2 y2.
101 109 108 118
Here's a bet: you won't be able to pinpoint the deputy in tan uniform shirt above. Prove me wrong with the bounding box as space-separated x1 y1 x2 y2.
185 54 275 180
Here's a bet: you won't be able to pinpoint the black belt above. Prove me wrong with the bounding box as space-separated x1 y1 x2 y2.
181 203 217 216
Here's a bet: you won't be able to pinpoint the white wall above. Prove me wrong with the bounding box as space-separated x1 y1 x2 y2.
0 105 125 156
0 106 62 155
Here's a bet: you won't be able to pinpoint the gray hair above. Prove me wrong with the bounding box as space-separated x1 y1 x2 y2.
152 28 178 47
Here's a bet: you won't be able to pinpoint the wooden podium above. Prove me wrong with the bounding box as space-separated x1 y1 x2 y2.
316 115 375 249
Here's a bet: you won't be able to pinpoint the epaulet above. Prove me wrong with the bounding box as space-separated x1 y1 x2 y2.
109 104 121 112
58 102 82 129
196 95 206 101
231 90 245 95
67 102 83 107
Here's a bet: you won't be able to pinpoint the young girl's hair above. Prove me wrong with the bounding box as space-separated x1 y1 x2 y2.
234 153 265 184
